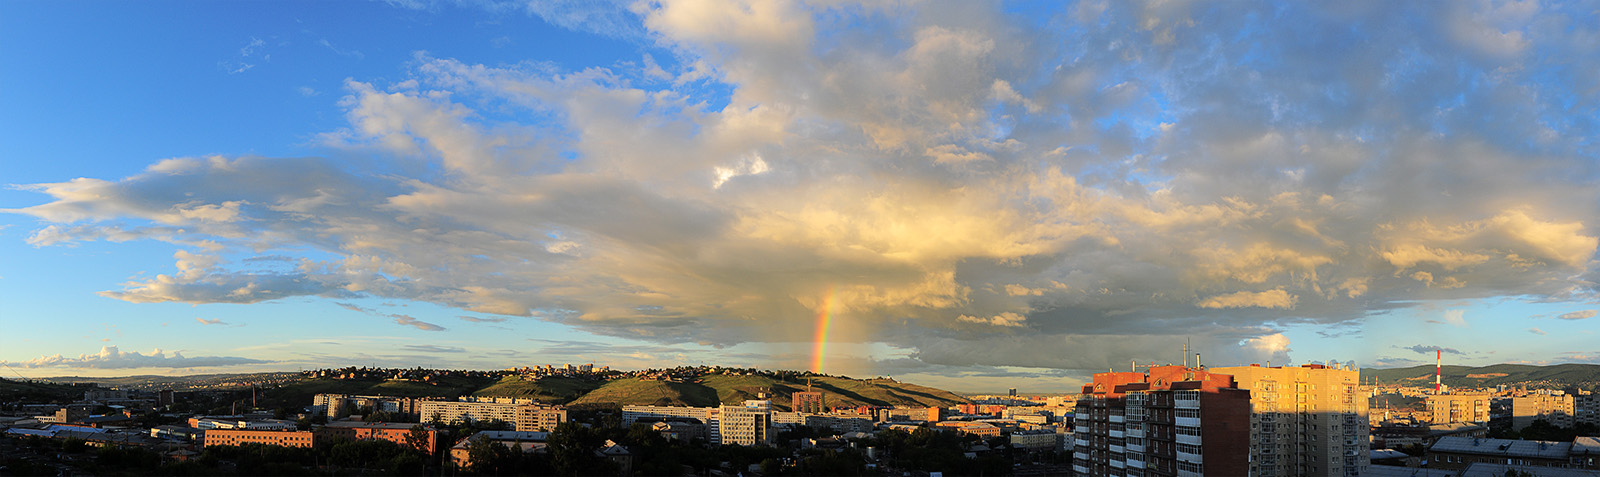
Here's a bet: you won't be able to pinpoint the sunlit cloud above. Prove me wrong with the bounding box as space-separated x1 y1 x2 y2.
7 1 1600 372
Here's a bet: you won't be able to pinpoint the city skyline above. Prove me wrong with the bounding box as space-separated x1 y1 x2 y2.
3 1 1598 393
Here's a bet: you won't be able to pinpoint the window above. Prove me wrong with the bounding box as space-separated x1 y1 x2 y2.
1177 443 1202 454
1176 426 1201 437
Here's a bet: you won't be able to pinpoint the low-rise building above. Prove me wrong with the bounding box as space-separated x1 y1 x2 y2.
1426 436 1574 471
202 429 316 448
318 421 440 454
449 431 549 469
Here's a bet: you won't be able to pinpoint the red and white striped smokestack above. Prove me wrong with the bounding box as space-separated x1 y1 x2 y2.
1436 349 1442 394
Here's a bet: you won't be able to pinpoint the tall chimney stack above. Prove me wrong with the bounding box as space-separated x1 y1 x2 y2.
1440 348 1452 393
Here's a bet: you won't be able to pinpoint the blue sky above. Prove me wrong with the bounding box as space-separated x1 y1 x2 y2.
2 0 1597 393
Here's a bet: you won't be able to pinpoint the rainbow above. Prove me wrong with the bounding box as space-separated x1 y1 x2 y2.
811 287 836 374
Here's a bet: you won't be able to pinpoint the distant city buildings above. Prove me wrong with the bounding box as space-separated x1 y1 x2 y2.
416 397 567 432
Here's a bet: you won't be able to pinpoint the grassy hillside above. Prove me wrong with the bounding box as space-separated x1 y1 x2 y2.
21 369 973 411
472 376 607 404
566 379 720 409
1361 363 1600 389
0 378 84 402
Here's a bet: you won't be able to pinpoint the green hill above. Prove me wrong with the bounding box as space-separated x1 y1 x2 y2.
0 378 84 402
566 378 719 409
26 369 972 412
472 376 607 404
1361 363 1600 389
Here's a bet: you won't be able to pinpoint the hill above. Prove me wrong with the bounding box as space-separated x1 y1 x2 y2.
24 369 972 411
561 373 970 411
1360 363 1600 389
0 378 85 402
473 376 609 404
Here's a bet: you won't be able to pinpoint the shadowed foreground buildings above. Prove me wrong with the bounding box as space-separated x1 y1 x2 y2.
1074 363 1368 477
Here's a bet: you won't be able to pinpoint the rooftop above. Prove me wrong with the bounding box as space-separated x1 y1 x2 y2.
1429 436 1571 459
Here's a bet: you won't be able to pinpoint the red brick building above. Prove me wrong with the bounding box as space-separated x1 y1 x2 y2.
1072 366 1250 476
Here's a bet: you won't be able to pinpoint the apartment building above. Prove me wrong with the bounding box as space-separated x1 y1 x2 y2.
1212 364 1369 477
1511 392 1575 430
202 429 316 448
792 391 826 414
416 398 566 432
719 400 773 446
1426 393 1492 424
1072 365 1251 477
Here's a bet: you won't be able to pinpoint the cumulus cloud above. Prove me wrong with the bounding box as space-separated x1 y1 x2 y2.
1 346 270 369
8 1 1600 372
1558 310 1597 320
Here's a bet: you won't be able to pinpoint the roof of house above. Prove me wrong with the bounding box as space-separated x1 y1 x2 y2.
1429 436 1571 459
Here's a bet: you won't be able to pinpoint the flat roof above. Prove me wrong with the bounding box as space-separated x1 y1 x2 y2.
1430 436 1571 459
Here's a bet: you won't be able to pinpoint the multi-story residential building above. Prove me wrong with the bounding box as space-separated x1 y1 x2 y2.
1577 392 1599 428
719 400 773 446
1427 393 1492 424
1511 391 1575 430
1213 364 1368 477
202 429 316 448
416 398 566 432
623 405 723 444
1072 365 1251 477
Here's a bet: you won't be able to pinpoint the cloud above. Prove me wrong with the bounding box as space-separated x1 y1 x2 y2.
195 318 230 326
1528 328 1546 335
1402 345 1464 356
9 2 1600 372
401 344 464 353
1197 289 1298 310
459 315 507 323
1427 309 1470 327
389 314 444 331
1558 310 1597 320
1 346 270 369
956 312 1027 327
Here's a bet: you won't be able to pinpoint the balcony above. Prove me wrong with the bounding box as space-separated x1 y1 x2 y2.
1111 444 1125 454
1177 450 1203 463
1177 433 1202 446
1127 427 1144 438
1076 438 1090 447
1110 414 1126 423
1128 458 1145 469
1075 451 1090 461
1110 459 1126 469
1176 397 1200 409
1074 464 1089 475
1110 429 1125 438
1176 416 1201 428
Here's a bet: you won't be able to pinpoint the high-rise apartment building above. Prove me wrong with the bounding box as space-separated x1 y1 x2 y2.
719 400 773 446
1072 365 1251 476
1212 364 1368 477
1511 392 1575 430
1426 393 1492 424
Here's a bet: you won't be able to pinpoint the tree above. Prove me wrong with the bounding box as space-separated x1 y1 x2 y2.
406 424 433 454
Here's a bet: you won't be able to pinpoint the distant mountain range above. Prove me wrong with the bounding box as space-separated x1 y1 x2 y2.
20 371 971 410
1359 363 1600 389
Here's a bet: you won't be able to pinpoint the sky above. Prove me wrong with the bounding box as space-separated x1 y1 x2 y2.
1 0 1598 394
